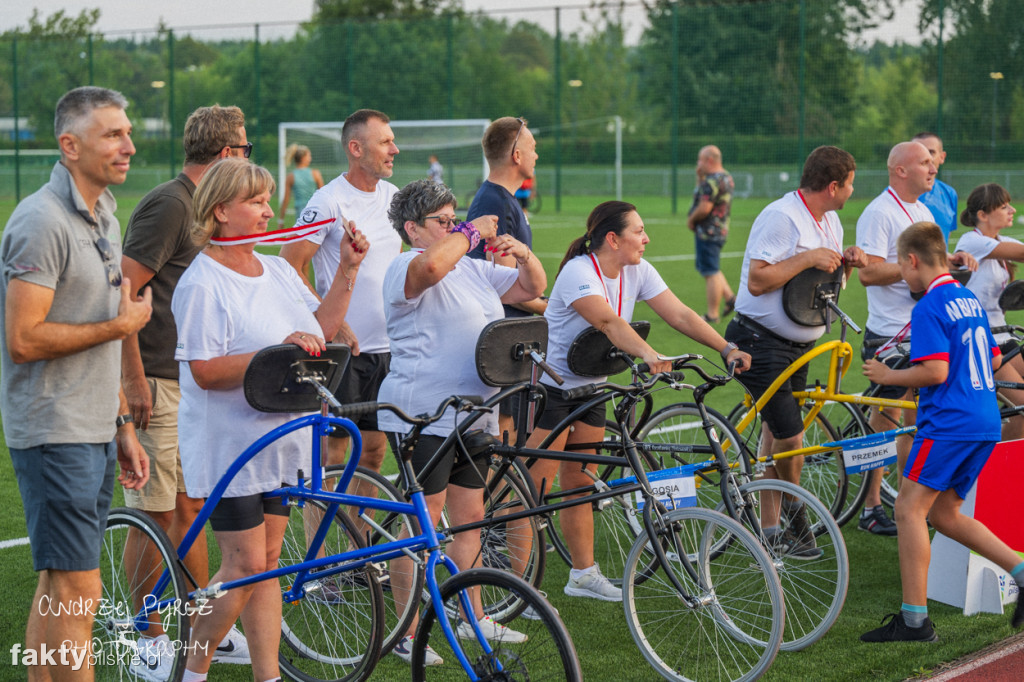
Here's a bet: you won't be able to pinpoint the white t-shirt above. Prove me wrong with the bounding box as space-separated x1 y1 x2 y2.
954 229 1020 343
299 173 401 354
377 251 520 437
544 255 668 390
172 252 322 498
733 192 847 344
857 187 934 337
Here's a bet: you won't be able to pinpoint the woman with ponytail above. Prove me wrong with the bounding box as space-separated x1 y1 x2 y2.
953 183 1024 439
522 200 750 603
278 144 325 226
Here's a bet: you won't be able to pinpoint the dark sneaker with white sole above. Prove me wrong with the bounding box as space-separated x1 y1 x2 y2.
859 506 898 536
860 612 938 643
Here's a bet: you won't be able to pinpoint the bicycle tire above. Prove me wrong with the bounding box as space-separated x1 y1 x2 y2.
545 419 652 586
622 506 784 682
811 399 872 526
639 403 754 512
725 479 849 651
96 507 190 682
312 465 423 655
473 458 545 621
279 499 385 682
411 567 581 681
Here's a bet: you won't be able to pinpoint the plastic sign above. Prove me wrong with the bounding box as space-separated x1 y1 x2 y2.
841 431 898 474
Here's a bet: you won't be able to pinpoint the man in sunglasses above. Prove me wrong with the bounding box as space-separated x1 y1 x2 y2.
0 86 153 680
118 105 253 673
466 116 546 441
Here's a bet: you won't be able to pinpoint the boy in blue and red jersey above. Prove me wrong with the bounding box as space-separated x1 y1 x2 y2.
860 221 1024 643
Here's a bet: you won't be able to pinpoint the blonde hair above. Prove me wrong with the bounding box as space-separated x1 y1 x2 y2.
192 158 275 246
285 143 311 166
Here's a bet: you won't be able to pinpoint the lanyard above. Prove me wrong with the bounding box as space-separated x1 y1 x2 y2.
209 217 332 246
886 188 916 224
796 190 841 253
588 252 623 317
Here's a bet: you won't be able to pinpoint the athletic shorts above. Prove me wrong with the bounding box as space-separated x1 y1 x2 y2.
904 438 995 500
725 318 811 441
534 386 606 431
861 329 913 401
387 433 489 496
330 352 390 435
695 238 725 277
209 492 291 532
11 442 116 571
124 377 188 513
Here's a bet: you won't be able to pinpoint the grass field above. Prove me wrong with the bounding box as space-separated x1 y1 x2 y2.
2 187 1024 680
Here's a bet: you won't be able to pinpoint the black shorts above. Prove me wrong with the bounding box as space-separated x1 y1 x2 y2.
387 433 489 496
726 318 812 441
861 329 912 401
330 352 390 435
534 386 606 431
209 492 291 532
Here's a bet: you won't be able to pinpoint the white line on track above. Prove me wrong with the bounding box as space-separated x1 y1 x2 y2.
0 536 30 550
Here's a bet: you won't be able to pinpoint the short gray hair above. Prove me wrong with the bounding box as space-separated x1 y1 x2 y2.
388 179 457 245
55 86 129 138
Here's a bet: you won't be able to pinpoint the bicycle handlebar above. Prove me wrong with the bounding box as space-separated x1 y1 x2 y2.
529 349 565 386
563 356 731 400
334 394 483 428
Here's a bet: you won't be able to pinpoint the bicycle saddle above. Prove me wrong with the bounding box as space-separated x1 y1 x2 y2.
567 321 650 377
1000 279 1024 311
475 317 549 387
243 343 351 413
782 266 843 326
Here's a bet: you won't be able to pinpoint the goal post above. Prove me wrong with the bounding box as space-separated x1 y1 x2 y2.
277 119 490 220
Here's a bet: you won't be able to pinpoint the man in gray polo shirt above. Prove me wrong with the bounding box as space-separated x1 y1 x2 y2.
1 86 152 680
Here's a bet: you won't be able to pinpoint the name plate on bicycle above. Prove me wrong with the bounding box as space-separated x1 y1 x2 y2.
841 431 897 474
634 466 698 511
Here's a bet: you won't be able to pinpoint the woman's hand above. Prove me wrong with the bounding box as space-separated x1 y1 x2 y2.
339 221 369 274
286 331 327 356
486 234 531 265
468 215 499 241
640 351 672 375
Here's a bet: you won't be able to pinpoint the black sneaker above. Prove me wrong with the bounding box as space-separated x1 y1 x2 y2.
1013 593 1024 628
858 506 898 536
766 528 823 561
860 612 938 643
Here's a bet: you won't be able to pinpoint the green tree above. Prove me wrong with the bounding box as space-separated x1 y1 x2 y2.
314 0 462 22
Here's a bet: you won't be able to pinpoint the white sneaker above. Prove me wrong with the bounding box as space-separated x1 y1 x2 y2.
456 615 528 643
211 624 251 664
130 634 174 681
564 564 622 602
520 593 558 621
392 635 443 666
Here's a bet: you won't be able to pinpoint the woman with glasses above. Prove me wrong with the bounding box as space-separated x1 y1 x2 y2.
378 179 546 665
170 158 368 682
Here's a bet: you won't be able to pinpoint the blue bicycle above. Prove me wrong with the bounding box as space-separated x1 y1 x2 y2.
93 343 581 681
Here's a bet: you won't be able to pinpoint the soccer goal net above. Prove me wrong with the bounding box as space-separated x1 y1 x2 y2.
278 119 490 218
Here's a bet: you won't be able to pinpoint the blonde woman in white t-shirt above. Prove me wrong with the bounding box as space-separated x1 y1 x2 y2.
172 158 368 682
955 183 1024 439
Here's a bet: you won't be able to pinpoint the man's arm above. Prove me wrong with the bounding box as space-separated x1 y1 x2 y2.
5 278 152 364
687 199 713 231
120 256 157 428
747 248 844 296
857 254 903 287
279 239 322 299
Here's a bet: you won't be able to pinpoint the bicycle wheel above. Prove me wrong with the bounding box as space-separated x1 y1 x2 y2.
622 507 784 682
322 464 423 654
811 399 871 526
546 419 651 586
95 507 190 681
639 403 754 511
279 500 385 682
411 567 582 681
727 479 848 651
474 458 545 621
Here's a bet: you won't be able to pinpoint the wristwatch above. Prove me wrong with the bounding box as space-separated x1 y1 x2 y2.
115 414 134 428
720 342 739 362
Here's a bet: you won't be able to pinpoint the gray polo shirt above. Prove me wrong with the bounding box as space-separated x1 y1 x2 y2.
0 162 123 449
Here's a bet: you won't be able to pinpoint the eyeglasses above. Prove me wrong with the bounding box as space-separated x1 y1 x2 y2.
92 235 123 287
509 117 526 161
423 214 460 229
227 142 253 158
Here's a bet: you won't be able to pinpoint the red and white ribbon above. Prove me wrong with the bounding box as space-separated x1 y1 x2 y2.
209 218 333 246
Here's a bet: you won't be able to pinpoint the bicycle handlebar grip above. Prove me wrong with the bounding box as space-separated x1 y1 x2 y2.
563 384 598 400
538 360 565 386
332 401 379 418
